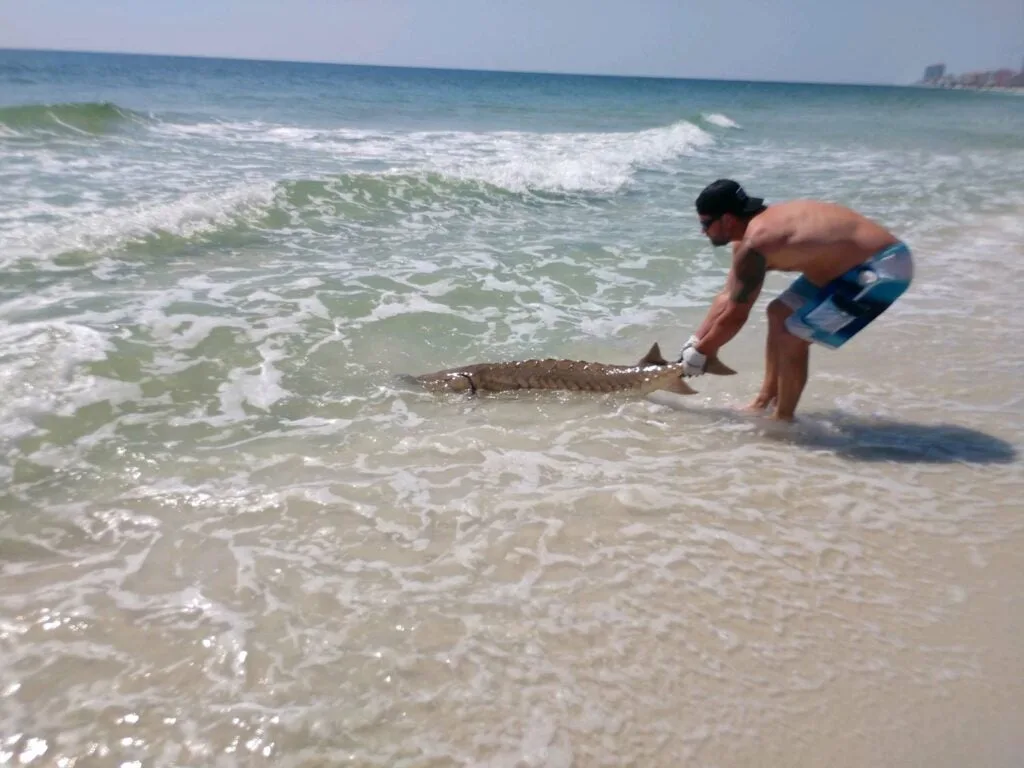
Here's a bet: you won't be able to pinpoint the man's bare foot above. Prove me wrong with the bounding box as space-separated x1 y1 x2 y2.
769 412 795 422
740 398 774 414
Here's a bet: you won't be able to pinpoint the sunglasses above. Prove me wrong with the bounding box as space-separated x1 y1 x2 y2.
700 214 721 232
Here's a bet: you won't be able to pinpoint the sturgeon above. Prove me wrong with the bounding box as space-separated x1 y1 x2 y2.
415 342 735 396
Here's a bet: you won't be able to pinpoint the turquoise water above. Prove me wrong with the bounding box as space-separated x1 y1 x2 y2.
2 49 1023 767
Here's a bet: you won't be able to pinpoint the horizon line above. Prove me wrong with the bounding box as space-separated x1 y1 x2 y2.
0 46 909 88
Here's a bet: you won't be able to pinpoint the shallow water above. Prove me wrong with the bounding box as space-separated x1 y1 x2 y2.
1 50 1023 766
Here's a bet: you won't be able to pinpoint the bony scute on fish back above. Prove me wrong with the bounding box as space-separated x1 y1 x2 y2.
415 342 736 396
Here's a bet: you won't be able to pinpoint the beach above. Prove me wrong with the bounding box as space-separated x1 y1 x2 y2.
1 49 1023 767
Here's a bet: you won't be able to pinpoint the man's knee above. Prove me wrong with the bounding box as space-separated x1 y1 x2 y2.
767 298 792 325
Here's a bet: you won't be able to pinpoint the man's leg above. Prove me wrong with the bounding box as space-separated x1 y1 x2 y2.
745 298 789 411
774 330 812 421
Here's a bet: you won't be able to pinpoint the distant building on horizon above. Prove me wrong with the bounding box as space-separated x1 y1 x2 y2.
992 69 1016 87
922 63 946 83
916 57 1024 89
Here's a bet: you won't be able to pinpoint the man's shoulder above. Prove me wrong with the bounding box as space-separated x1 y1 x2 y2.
767 198 835 215
741 212 789 251
772 198 871 221
748 199 862 240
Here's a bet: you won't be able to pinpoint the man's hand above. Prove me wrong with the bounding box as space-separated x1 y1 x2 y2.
679 341 707 377
677 334 707 376
676 334 699 362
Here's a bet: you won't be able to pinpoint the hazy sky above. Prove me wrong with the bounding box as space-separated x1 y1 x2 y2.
2 0 1022 84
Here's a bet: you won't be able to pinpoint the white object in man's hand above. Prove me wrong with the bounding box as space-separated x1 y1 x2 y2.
677 334 699 360
680 342 707 377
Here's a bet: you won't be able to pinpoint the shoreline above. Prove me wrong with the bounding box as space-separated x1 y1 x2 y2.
913 83 1024 96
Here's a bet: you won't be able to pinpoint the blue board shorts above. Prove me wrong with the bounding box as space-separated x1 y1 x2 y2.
778 242 913 349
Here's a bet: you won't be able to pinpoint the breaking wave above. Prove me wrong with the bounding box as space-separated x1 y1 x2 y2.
151 118 716 195
429 120 715 194
1 116 718 262
702 112 741 129
0 101 146 136
2 183 279 263
0 163 664 262
2 173 526 262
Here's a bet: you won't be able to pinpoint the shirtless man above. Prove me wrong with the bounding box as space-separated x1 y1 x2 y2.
678 179 914 420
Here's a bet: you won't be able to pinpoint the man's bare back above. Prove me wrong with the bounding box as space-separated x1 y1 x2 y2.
739 200 901 285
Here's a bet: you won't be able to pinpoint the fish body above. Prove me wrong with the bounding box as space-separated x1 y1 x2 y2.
415 343 735 396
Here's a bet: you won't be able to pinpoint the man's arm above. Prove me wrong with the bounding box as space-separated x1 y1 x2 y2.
694 240 767 356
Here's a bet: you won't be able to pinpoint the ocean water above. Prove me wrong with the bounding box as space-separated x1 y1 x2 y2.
1 48 1023 767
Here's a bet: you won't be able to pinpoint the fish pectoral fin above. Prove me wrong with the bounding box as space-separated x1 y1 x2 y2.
638 342 670 367
705 356 737 376
656 377 698 396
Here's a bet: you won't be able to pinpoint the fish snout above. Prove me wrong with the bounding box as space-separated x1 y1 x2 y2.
443 372 475 393
415 369 478 393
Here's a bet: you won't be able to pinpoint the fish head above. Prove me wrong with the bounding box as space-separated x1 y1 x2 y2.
415 368 477 393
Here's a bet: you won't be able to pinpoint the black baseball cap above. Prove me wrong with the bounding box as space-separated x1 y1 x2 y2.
695 179 765 217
